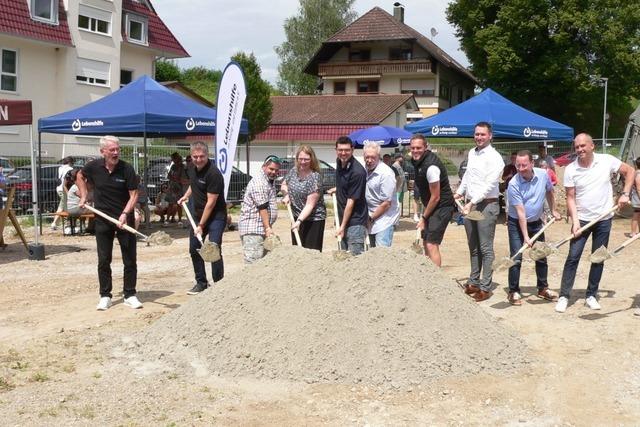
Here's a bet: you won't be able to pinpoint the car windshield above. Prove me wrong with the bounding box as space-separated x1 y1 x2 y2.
11 168 31 179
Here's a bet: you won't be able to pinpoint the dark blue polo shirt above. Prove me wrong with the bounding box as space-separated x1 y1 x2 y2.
82 158 137 217
187 160 227 221
336 156 368 227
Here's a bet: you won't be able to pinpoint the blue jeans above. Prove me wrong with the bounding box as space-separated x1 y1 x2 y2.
559 218 612 298
507 217 548 293
368 224 394 248
190 217 225 284
340 224 366 255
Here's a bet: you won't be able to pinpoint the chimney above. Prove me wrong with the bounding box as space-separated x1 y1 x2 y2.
393 2 404 23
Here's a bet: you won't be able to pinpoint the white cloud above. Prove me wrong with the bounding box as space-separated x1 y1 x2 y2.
151 0 468 83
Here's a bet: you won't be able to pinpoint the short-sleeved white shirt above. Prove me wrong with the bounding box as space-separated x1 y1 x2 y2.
563 153 621 221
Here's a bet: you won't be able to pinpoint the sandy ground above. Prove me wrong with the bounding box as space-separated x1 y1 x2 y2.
1 206 639 426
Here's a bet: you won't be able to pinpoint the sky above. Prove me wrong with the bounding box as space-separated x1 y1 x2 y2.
151 0 469 84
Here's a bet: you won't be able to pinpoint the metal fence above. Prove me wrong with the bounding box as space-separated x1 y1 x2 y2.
0 137 625 218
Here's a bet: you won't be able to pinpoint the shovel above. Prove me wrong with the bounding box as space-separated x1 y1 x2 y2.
181 201 221 263
492 217 557 271
286 202 302 246
331 192 351 260
590 232 640 264
411 228 423 254
455 198 485 221
84 205 172 246
530 205 618 261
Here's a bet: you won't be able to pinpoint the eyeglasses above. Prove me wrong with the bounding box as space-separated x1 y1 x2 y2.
263 155 282 165
297 157 311 162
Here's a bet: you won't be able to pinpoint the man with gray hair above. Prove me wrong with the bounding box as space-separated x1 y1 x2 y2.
177 141 227 294
363 142 399 247
77 135 141 310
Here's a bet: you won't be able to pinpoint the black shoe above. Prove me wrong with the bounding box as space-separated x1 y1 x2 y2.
187 282 208 295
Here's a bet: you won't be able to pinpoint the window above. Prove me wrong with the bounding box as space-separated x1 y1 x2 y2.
120 69 133 87
1 49 17 92
439 83 450 99
125 14 148 45
357 80 378 94
400 79 435 97
333 81 346 95
349 49 370 62
457 88 464 104
30 0 58 24
78 5 112 36
389 48 412 61
76 58 110 87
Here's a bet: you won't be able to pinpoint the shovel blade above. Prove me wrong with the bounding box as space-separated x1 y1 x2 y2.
589 246 612 264
466 211 485 221
529 242 554 261
411 239 423 254
492 256 516 272
332 249 352 261
147 231 173 246
263 234 282 251
198 240 221 263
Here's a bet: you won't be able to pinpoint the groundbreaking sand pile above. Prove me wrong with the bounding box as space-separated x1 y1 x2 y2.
132 247 528 387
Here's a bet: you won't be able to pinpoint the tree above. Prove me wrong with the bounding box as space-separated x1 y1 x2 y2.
181 67 222 104
275 0 357 95
446 0 640 135
155 59 181 82
231 52 273 140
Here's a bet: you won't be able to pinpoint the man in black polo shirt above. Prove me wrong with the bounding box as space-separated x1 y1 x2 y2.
77 135 141 311
329 136 368 255
410 134 455 267
177 141 226 294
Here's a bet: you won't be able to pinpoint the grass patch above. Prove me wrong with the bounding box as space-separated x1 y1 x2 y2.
30 372 49 382
62 364 76 373
38 406 59 417
0 377 15 391
92 372 102 379
11 360 29 371
74 404 95 419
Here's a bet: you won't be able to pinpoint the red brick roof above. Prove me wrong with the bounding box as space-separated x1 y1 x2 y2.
256 125 367 142
0 0 72 46
122 0 189 58
268 94 416 125
307 7 476 82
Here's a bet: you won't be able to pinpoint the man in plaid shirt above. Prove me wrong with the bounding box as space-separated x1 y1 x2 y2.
239 155 281 263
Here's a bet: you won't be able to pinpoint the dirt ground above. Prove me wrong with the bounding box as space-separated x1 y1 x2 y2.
1 205 639 426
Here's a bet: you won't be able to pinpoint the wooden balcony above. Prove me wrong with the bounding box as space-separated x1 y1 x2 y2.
318 59 433 77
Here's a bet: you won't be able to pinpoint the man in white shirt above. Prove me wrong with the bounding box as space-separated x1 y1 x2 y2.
555 133 635 313
363 142 399 247
51 156 75 230
455 122 505 302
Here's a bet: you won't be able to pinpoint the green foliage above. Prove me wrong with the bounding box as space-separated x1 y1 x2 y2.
446 0 640 136
181 67 222 104
155 59 181 82
275 0 357 95
230 52 273 140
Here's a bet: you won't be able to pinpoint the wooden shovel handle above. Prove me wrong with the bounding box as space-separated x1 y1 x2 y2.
556 205 618 247
286 202 302 246
613 231 640 254
512 217 556 258
331 192 342 243
83 204 148 240
180 200 204 244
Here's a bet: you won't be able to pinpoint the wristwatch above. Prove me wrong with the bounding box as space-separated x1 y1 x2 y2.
621 192 629 197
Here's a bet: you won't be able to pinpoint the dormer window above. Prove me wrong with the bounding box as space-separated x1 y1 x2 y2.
125 13 148 45
30 0 58 25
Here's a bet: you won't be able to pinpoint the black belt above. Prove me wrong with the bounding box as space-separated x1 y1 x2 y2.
479 197 498 203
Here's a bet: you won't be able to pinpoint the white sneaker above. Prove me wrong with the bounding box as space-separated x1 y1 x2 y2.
634 307 640 317
413 213 420 222
585 296 601 310
123 295 143 309
96 296 112 311
555 296 568 313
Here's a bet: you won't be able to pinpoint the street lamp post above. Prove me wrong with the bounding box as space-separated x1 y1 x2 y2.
601 77 608 154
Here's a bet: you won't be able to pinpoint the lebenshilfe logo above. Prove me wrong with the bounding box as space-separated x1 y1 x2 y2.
431 125 458 136
363 139 385 145
185 118 195 131
185 118 215 131
72 119 104 132
523 127 549 138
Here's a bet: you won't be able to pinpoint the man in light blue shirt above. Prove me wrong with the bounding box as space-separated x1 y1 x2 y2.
506 150 561 306
363 142 399 247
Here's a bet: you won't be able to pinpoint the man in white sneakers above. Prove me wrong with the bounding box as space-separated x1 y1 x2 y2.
555 133 635 313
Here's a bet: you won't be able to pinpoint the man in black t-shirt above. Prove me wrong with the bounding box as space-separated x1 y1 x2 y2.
77 136 141 311
177 141 227 294
329 136 368 255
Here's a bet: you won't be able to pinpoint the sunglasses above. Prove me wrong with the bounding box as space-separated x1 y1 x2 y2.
263 155 283 165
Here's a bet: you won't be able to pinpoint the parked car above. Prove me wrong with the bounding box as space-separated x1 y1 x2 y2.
1 157 15 176
274 157 336 194
7 164 80 213
554 151 577 167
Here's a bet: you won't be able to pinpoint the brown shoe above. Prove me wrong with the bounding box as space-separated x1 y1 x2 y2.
508 291 523 306
473 290 493 302
537 287 558 301
464 284 480 295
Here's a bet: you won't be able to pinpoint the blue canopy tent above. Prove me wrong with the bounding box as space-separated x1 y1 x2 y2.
405 89 574 140
348 125 412 148
37 75 248 227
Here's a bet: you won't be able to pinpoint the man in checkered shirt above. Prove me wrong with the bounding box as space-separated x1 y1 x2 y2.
238 155 281 263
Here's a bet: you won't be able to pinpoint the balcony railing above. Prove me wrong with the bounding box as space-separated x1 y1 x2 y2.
318 59 433 77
